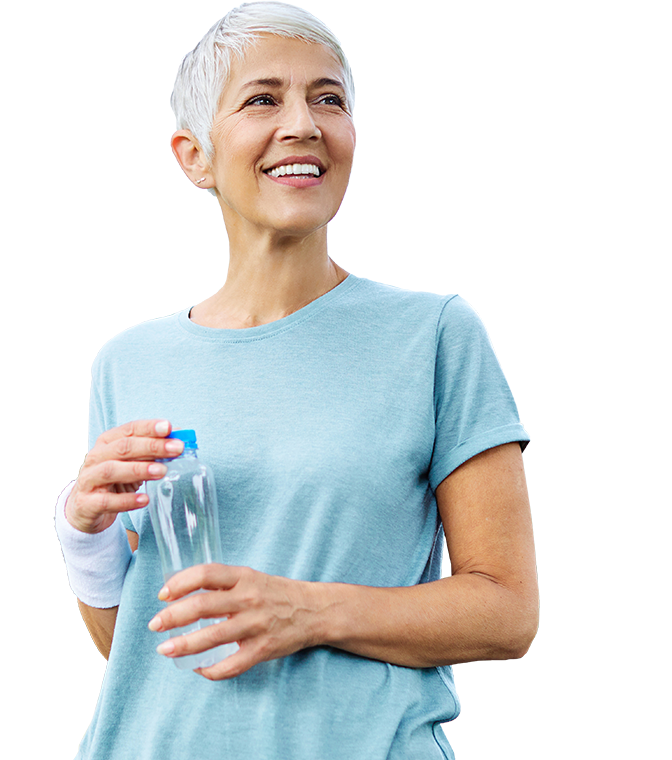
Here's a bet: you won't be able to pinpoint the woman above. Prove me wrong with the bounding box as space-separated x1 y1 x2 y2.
55 3 538 758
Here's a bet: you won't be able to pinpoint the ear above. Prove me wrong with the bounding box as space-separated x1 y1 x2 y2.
171 130 213 189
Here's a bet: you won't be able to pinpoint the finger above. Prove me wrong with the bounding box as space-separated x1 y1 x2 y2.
86 433 183 467
65 489 150 532
78 460 167 491
158 564 244 601
75 489 151 517
97 419 173 447
195 643 259 681
149 589 254 633
154 618 240 658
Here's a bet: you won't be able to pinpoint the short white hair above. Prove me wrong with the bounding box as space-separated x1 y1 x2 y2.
170 1 355 162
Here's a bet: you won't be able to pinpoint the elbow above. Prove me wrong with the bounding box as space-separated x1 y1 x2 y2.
493 624 537 662
481 581 539 661
508 623 537 659
502 599 539 660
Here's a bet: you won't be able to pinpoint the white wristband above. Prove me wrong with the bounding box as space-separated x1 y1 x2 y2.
54 481 133 608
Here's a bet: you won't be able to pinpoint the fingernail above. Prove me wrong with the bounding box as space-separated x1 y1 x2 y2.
155 420 170 436
148 464 166 476
158 586 170 600
148 616 163 632
157 640 175 656
165 440 184 454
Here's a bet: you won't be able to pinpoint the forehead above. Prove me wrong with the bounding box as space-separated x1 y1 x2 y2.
226 34 344 90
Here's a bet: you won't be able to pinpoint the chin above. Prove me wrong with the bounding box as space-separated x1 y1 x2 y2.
265 211 335 238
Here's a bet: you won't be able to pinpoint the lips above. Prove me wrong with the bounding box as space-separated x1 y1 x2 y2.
264 171 325 188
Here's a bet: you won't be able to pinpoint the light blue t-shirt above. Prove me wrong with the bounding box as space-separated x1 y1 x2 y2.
77 274 529 760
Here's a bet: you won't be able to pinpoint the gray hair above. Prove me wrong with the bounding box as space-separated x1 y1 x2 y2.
170 2 355 163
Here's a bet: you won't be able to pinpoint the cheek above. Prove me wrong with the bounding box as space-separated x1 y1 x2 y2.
320 112 354 149
342 125 357 161
211 121 267 177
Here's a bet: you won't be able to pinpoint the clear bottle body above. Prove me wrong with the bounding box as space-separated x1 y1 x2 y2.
146 447 238 670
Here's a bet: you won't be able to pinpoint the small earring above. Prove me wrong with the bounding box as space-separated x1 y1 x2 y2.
195 177 207 185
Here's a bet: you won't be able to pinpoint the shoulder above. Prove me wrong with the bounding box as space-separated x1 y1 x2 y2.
91 310 185 375
346 276 489 341
345 276 458 327
435 294 491 344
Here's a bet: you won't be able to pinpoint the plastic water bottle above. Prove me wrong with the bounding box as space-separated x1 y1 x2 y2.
146 429 238 670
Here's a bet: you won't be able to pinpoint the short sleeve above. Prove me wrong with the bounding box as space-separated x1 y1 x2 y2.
428 295 529 491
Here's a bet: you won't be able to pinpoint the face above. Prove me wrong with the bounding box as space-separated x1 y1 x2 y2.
206 35 356 240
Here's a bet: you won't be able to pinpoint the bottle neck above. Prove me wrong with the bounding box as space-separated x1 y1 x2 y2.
157 447 198 463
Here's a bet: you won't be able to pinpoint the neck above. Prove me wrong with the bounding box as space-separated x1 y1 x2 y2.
190 226 348 329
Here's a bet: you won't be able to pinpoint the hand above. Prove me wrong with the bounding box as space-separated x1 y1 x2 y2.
147 564 322 680
65 419 183 534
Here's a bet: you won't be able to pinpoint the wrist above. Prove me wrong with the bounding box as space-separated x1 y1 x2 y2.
302 581 348 650
55 482 133 607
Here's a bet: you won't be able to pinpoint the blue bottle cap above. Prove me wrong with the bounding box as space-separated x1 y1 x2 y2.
167 429 198 449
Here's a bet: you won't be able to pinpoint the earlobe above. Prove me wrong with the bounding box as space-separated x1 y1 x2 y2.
171 130 212 188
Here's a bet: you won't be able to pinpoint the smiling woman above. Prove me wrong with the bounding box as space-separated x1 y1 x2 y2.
54 3 537 759
173 35 356 253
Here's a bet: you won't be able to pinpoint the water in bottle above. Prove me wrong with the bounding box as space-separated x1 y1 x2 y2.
146 429 238 670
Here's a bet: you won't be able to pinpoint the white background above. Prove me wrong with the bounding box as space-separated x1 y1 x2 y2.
0 0 672 760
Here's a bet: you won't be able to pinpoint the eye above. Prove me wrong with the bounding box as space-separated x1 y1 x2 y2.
245 94 277 107
317 93 345 107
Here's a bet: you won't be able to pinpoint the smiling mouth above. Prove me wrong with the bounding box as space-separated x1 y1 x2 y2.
265 163 324 178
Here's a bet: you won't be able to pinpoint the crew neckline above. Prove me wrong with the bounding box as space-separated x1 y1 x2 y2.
177 273 361 343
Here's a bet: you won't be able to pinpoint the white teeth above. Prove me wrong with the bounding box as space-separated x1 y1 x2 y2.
267 163 321 178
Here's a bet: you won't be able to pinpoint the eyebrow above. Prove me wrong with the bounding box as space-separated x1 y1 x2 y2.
240 77 345 92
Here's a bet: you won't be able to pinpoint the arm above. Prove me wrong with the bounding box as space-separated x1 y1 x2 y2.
314 442 538 666
76 530 139 659
56 420 182 656
150 442 538 677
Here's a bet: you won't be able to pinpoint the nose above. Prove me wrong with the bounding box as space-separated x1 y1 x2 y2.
276 98 321 142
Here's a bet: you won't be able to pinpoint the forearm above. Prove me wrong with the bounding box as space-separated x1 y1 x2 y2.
75 527 138 659
149 447 538 680
309 572 539 668
77 601 119 660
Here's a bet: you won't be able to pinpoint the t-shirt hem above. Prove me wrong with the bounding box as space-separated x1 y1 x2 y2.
429 423 530 491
